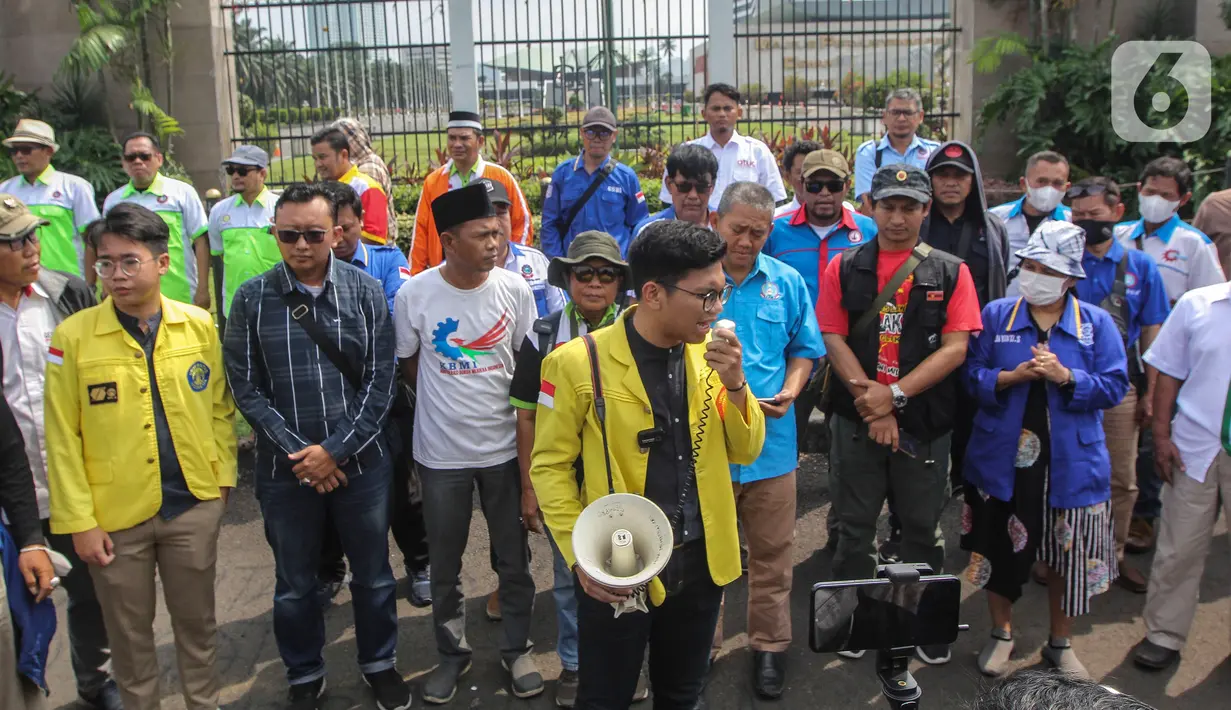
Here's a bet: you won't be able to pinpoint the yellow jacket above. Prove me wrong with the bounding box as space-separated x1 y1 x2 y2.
44 296 237 534
530 307 765 605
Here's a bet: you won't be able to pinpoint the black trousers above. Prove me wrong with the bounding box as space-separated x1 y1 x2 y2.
575 542 722 710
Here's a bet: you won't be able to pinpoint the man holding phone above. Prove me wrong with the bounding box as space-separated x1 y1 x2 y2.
816 164 982 666
711 182 823 698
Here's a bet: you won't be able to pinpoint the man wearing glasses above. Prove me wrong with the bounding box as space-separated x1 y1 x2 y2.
207 145 278 317
540 107 648 258
635 144 719 239
531 219 764 709
657 83 786 210
44 203 236 710
1 119 100 280
853 88 940 211
223 183 411 710
0 195 115 709
102 132 211 310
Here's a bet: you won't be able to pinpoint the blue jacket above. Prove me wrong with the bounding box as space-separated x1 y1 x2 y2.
346 241 411 315
540 156 649 258
1 521 56 693
963 296 1129 509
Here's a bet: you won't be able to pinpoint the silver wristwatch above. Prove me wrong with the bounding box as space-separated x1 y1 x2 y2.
890 383 908 409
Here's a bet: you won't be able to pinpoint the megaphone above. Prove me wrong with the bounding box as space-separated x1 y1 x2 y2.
573 493 673 616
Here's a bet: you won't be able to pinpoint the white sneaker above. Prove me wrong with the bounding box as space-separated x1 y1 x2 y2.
837 649 866 660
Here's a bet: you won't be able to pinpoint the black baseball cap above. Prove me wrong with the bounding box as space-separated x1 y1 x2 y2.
927 143 975 174
871 163 932 203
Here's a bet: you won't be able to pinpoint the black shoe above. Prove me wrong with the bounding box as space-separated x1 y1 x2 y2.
408 565 432 608
79 680 124 710
877 540 901 565
753 651 786 699
1132 638 1181 671
288 677 327 710
740 545 749 575
364 668 413 710
316 572 351 610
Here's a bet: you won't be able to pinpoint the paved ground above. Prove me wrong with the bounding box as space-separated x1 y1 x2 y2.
44 452 1230 709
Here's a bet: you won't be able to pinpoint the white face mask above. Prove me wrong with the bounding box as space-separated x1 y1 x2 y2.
1017 269 1069 307
1139 194 1181 224
1025 185 1065 213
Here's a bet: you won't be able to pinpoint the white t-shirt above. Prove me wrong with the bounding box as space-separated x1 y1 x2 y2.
394 266 537 469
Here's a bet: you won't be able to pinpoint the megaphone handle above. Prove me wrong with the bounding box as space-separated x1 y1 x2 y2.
583 334 617 495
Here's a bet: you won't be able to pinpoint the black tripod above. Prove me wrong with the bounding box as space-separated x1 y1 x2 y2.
876 647 921 710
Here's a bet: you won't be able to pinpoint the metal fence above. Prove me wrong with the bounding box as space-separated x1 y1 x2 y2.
221 0 959 187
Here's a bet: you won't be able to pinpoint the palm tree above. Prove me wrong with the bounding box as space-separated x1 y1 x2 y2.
636 48 656 107
659 39 677 101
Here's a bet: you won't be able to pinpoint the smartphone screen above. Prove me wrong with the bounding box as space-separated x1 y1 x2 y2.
897 432 921 459
809 575 961 653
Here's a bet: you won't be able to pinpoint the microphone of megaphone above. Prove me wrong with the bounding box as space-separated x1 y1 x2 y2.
573 493 673 610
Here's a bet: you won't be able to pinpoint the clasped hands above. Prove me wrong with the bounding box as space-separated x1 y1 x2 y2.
1006 344 1073 386
290 444 347 494
851 378 900 451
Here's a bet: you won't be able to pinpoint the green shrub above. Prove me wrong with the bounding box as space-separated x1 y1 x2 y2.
239 94 256 128
288 107 302 123
391 183 422 214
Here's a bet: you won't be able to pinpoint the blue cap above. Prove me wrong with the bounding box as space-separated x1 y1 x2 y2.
223 144 269 169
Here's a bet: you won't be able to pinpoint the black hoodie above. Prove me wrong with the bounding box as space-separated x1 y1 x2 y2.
921 140 1009 305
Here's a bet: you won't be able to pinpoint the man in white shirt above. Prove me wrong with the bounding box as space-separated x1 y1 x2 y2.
394 182 542 704
1131 281 1231 672
658 83 786 210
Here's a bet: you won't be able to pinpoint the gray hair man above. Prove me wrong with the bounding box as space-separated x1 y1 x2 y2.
853 88 940 207
710 181 824 699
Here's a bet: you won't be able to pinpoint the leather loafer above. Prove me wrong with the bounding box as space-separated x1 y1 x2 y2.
753 650 786 699
1132 638 1180 671
1117 562 1149 594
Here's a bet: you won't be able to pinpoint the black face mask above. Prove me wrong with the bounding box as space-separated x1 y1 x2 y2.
1075 219 1116 246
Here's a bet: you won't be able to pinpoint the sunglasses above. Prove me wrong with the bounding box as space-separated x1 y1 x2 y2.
583 128 614 140
225 165 255 176
1066 183 1109 199
571 264 621 284
6 145 39 156
275 228 330 244
671 179 713 195
123 152 154 163
805 179 847 194
6 231 38 251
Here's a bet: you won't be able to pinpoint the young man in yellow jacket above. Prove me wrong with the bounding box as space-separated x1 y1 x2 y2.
530 219 765 710
44 203 236 710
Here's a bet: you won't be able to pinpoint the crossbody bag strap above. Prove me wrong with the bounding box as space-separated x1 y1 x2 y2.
582 334 617 495
560 161 617 236
279 289 364 391
851 243 930 341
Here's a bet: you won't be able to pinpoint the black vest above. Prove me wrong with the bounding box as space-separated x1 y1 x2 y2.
832 241 964 441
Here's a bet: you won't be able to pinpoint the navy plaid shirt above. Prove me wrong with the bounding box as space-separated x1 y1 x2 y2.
223 257 395 479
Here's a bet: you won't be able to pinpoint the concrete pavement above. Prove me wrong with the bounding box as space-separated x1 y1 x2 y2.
43 453 1230 708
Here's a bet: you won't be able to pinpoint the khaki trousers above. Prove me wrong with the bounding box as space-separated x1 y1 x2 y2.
0 552 47 710
1104 387 1140 559
1143 451 1231 651
713 471 797 654
90 499 225 710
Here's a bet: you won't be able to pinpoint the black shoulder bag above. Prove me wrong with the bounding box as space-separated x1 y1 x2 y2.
280 290 363 390
558 162 617 236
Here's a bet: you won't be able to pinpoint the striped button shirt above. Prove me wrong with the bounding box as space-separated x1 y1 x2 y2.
222 257 395 479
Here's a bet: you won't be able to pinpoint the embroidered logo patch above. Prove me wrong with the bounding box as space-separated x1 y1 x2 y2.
520 264 534 277
926 290 944 301
222 214 231 223
848 231 864 244
760 281 782 300
87 382 118 405
187 361 211 392
1124 272 1138 288
52 190 62 199
1079 323 1094 347
157 194 169 204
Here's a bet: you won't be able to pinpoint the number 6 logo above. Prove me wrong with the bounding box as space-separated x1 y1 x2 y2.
1111 41 1211 144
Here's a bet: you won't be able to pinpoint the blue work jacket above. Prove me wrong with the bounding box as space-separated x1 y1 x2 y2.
963 296 1129 509
1 521 56 692
539 155 648 258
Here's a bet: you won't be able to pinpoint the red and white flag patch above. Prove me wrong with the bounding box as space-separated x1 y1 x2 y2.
635 191 646 203
926 290 944 302
46 346 64 366
538 380 556 409
398 266 412 280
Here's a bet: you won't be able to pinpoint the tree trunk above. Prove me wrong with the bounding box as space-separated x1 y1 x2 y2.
163 8 175 155
1040 0 1050 56
139 18 153 132
99 69 116 138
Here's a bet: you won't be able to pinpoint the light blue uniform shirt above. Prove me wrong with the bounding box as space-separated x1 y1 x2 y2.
853 134 940 200
720 253 825 484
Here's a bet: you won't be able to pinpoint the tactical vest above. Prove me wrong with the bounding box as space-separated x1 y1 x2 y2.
832 241 964 441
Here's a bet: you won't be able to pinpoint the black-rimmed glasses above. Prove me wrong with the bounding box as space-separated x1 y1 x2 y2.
667 283 732 312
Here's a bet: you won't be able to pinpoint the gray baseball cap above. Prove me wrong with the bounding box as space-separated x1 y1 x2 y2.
581 107 617 131
222 144 269 168
1015 220 1087 279
871 163 932 203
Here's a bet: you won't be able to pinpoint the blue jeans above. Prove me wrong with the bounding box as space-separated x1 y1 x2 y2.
256 465 398 685
1135 428 1164 520
546 530 579 671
